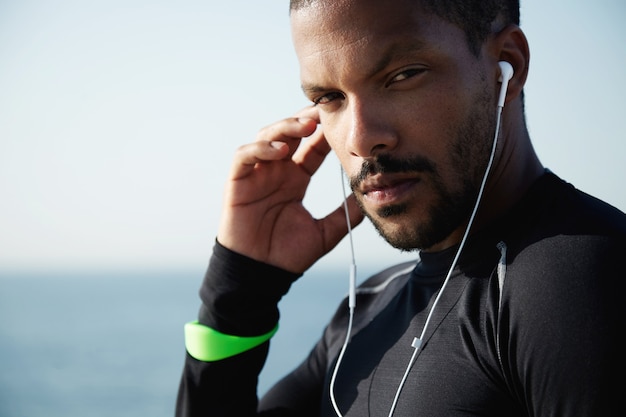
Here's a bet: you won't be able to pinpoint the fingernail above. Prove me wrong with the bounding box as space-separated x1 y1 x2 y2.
270 141 285 149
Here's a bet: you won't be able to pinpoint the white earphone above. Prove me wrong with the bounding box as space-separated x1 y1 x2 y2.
497 61 514 108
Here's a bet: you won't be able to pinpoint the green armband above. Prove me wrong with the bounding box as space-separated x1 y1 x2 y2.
184 320 279 362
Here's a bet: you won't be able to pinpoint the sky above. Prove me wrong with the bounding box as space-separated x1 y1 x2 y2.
1 0 625 274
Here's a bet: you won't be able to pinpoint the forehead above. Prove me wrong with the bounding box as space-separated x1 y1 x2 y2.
291 0 423 53
290 0 470 83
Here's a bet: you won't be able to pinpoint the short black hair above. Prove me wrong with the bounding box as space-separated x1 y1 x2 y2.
289 0 520 56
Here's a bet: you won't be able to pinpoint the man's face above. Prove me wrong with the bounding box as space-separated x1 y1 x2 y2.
291 0 498 252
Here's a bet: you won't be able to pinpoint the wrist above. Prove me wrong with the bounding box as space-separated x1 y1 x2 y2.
184 320 279 362
199 240 300 335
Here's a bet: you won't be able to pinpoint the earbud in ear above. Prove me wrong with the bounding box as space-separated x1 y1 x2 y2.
498 61 514 83
497 61 514 108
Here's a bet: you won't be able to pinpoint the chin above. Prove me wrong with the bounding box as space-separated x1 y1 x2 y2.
367 211 427 251
367 203 459 252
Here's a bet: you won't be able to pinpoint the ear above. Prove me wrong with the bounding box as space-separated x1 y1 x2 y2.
489 24 530 105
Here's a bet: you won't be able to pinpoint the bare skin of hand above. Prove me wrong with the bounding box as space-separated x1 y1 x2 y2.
217 107 364 274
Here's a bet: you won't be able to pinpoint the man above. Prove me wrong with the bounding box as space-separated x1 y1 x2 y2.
176 0 626 415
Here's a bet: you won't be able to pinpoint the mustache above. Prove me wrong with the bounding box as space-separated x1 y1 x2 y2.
350 153 436 188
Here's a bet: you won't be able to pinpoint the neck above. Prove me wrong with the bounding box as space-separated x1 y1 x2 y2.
474 98 545 232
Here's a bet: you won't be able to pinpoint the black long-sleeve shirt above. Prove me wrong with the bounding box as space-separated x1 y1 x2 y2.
176 171 626 416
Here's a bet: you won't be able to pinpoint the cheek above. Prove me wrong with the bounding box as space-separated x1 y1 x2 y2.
319 116 352 163
332 149 360 181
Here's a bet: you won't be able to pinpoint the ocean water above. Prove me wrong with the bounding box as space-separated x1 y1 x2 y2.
0 266 352 417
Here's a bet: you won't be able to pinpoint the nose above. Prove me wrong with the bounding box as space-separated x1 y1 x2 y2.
345 98 398 158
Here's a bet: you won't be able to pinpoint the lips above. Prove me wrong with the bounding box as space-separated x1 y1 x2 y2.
360 174 420 205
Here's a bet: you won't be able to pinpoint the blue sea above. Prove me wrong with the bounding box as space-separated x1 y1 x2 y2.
0 266 357 417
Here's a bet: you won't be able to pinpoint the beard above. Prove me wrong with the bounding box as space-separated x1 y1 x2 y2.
349 88 496 251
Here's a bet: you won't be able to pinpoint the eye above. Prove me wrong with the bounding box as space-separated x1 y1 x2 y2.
313 91 345 106
387 67 427 87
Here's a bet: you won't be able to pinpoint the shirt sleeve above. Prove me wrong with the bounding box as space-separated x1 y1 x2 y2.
175 241 301 417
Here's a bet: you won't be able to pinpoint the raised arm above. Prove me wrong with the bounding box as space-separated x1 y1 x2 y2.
176 107 363 417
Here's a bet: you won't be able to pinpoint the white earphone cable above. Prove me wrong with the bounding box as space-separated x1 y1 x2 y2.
330 167 358 417
331 64 510 415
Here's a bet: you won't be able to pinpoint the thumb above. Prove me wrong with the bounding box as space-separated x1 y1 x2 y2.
320 194 365 253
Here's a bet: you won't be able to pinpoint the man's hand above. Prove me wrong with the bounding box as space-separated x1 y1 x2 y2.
217 107 364 273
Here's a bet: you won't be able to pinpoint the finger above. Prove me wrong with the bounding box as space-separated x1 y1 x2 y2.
230 117 318 180
292 119 331 177
257 116 318 147
293 105 321 124
227 140 286 179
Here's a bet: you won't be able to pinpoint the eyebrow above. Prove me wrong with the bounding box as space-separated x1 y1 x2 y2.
300 39 428 96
